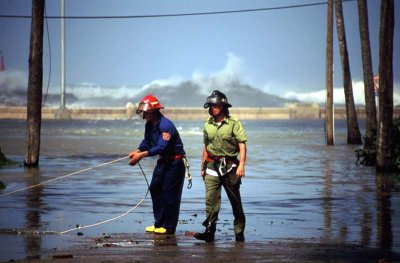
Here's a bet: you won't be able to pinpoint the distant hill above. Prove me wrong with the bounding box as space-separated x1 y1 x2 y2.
129 81 298 108
1 76 298 107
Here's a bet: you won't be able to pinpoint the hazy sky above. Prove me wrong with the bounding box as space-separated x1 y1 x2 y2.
0 0 399 105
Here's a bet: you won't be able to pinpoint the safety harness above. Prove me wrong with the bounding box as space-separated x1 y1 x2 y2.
204 151 238 178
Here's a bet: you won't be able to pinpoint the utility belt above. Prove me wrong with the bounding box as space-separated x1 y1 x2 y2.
170 154 185 160
205 150 238 164
204 154 238 177
205 155 237 164
160 154 185 161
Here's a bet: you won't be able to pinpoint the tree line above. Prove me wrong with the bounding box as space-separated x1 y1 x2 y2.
326 0 397 172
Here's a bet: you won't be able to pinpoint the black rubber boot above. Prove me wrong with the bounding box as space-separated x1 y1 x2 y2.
235 232 245 242
194 223 216 243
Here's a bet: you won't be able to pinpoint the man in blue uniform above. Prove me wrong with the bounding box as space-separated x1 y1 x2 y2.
129 95 186 235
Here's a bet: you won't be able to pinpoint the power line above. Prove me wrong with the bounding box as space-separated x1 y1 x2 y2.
42 2 52 108
0 0 356 20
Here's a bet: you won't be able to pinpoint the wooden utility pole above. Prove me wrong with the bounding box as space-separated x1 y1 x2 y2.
325 0 334 145
25 0 45 167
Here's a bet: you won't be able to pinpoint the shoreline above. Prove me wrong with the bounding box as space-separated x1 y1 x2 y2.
1 105 396 120
13 232 400 263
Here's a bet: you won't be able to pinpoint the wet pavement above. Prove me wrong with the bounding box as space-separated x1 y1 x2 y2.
1 119 400 262
12 233 400 262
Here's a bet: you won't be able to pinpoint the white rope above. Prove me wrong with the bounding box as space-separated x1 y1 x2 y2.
0 156 130 198
59 203 144 234
0 156 151 235
59 162 150 234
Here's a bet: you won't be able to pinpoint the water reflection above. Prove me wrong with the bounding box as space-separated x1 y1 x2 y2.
153 234 178 246
322 160 333 241
358 170 373 248
376 172 393 250
320 147 395 251
25 168 43 259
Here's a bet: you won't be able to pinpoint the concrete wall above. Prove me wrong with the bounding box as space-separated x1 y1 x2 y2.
1 105 399 120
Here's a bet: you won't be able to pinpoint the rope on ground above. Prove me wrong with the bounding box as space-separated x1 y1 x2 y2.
0 156 130 198
59 162 149 234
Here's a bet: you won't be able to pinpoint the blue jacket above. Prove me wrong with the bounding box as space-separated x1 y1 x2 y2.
138 114 185 158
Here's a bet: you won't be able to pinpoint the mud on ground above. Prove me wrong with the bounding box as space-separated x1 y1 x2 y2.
14 232 399 263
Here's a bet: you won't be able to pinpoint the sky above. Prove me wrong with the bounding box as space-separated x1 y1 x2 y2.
0 0 399 106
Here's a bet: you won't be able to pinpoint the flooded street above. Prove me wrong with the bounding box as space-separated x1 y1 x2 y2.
0 119 399 261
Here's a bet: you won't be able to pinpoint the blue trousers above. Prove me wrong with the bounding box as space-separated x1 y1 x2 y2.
150 158 185 232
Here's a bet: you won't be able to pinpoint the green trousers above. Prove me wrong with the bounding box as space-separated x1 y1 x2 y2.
203 168 246 234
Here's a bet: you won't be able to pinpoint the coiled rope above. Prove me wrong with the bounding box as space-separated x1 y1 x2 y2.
0 156 150 235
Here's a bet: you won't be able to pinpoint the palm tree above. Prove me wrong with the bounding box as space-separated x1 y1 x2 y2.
376 0 394 171
357 0 377 150
334 0 362 145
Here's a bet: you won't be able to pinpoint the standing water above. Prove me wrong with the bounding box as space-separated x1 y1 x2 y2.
0 118 399 261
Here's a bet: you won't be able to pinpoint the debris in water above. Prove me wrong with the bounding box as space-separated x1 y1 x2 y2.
185 231 196 237
52 254 73 259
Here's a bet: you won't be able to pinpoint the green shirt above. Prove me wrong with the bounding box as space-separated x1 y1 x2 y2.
203 115 247 157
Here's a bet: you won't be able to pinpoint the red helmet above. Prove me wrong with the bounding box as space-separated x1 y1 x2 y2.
136 95 164 114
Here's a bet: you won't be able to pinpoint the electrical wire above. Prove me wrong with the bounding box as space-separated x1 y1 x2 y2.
41 1 51 108
0 0 357 20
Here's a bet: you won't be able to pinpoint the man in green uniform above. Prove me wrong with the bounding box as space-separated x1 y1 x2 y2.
195 90 247 242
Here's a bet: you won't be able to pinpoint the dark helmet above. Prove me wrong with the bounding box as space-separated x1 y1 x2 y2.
203 90 232 108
